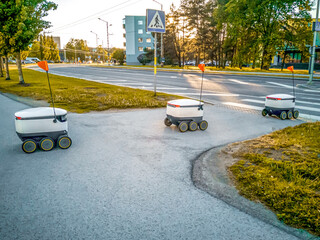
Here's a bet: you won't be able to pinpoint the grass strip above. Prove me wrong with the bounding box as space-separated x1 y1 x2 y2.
0 68 181 113
229 122 320 236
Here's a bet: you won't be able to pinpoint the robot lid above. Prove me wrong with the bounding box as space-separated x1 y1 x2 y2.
15 107 67 120
167 99 204 108
266 94 295 100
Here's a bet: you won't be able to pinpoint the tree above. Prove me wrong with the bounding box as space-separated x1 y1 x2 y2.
225 0 312 70
0 0 57 84
111 49 125 65
65 38 89 63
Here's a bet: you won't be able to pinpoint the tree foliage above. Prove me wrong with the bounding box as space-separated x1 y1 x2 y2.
111 48 125 65
0 0 57 83
163 0 313 70
28 35 60 61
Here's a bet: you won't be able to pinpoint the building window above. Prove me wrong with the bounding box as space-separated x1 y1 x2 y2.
138 47 143 51
123 33 126 38
138 20 143 25
138 38 143 43
146 47 151 51
146 38 151 43
138 29 143 34
123 42 126 47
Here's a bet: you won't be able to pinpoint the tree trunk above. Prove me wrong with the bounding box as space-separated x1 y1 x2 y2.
0 56 3 77
16 52 25 84
5 55 10 80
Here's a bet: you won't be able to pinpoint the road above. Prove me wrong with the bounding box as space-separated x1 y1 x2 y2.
30 64 320 121
0 91 314 239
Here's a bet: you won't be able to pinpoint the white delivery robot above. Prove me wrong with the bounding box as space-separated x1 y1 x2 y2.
262 94 299 120
164 99 208 132
15 107 72 153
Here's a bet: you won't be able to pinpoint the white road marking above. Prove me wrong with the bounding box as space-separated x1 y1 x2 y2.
170 76 177 78
228 79 250 85
304 89 320 93
267 82 293 89
222 102 263 110
102 80 127 82
299 113 320 121
173 93 240 96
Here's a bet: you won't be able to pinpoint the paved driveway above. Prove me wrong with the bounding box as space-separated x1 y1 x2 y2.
0 93 310 240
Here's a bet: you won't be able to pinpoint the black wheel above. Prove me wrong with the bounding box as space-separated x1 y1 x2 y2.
199 120 208 131
22 139 37 153
164 117 172 126
280 111 287 120
262 109 268 117
58 136 72 149
178 121 188 132
293 110 299 119
287 111 293 119
39 137 55 151
189 121 198 131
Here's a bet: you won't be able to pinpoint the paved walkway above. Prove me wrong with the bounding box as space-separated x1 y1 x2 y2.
0 93 316 240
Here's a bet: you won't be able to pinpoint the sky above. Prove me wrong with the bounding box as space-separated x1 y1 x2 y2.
44 0 181 49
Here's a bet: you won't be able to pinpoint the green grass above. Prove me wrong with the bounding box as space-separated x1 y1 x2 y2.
229 122 320 236
0 68 182 113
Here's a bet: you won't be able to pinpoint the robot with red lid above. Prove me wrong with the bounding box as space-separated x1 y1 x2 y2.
15 107 72 153
262 94 299 120
164 99 208 132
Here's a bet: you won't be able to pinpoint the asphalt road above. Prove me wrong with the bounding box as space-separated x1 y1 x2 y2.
30 64 320 121
0 92 315 239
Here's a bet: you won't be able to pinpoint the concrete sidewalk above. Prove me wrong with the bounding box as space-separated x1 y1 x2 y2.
0 93 316 240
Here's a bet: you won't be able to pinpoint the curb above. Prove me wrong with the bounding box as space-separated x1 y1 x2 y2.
192 145 317 240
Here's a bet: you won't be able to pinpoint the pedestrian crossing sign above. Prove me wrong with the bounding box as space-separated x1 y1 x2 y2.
146 9 165 33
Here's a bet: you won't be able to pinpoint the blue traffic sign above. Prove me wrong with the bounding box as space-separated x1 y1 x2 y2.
146 9 165 33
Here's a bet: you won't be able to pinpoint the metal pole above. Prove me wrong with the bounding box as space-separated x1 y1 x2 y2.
154 32 157 96
308 0 320 84
98 18 110 64
46 71 57 122
107 23 110 63
153 0 164 67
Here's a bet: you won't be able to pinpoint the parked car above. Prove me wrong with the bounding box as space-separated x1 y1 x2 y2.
22 59 36 64
45 60 54 63
26 57 40 62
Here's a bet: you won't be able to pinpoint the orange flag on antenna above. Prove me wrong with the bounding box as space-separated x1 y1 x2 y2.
37 61 49 72
287 66 294 72
198 64 205 72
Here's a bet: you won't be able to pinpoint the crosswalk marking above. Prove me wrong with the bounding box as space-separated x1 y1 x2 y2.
268 82 294 89
223 102 263 111
228 79 250 85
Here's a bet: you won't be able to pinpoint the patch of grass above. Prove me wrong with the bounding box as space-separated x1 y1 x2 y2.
0 68 182 113
229 122 320 236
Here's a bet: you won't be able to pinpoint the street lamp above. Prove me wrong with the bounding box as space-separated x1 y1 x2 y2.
152 0 164 67
98 18 112 63
90 31 99 62
90 31 99 47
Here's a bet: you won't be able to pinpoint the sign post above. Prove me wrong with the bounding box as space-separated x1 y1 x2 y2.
146 9 165 96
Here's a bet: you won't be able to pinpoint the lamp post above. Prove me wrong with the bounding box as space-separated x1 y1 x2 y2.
98 18 112 64
90 31 99 62
309 0 320 84
152 0 164 67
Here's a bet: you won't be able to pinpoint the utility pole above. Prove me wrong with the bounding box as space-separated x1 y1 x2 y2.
152 0 164 67
98 18 112 64
309 0 320 84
